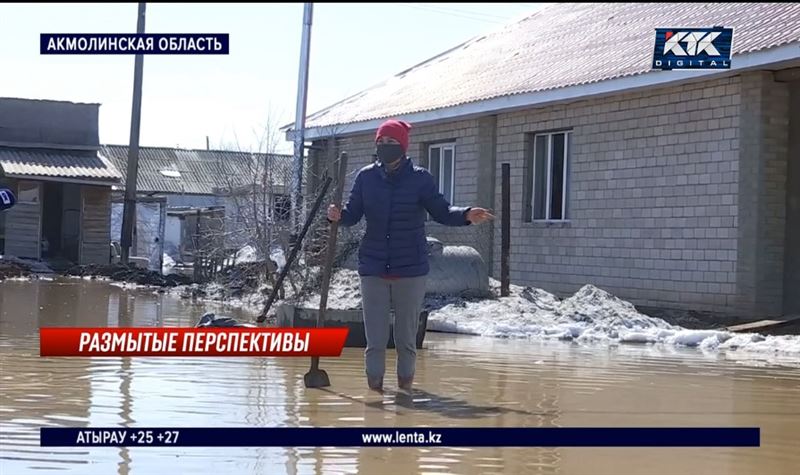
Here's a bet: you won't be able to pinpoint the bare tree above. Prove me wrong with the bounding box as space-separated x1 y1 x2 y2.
192 107 293 285
278 123 367 303
195 117 364 307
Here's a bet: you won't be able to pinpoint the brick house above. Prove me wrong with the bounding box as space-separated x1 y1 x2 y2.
287 3 800 319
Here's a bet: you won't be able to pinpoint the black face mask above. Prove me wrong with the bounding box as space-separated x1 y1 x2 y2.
376 143 405 165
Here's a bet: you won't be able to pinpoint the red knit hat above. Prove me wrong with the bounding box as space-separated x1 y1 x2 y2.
375 119 412 152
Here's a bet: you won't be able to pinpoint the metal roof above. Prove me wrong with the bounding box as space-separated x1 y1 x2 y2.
0 147 122 184
100 145 293 195
297 2 800 131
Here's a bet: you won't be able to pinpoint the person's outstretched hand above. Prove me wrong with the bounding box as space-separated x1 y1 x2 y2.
467 208 494 224
327 204 341 222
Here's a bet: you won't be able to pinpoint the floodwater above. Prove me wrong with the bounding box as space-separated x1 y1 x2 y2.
1 279 799 475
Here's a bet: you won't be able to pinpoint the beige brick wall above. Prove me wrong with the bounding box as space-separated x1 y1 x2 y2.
736 72 790 316
785 81 800 315
311 72 792 317
493 76 744 314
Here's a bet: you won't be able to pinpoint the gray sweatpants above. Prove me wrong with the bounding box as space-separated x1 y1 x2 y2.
360 275 427 382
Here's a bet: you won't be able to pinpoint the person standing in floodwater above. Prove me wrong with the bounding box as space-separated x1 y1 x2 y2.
327 119 494 393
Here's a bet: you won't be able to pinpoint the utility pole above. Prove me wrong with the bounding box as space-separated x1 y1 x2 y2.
501 163 511 297
291 3 313 234
120 2 146 264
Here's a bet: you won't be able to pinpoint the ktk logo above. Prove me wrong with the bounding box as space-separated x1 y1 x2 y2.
652 27 733 70
663 31 721 56
0 188 15 211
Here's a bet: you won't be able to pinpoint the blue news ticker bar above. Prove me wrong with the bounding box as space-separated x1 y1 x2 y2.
40 34 229 55
40 427 760 447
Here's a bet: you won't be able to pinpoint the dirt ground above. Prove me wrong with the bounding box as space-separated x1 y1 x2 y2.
0 259 33 280
63 263 194 287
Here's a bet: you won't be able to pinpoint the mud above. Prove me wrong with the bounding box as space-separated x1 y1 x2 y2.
637 305 749 330
0 257 35 280
212 261 268 297
63 263 194 287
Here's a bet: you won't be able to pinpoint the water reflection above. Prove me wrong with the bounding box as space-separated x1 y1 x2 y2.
0 279 798 475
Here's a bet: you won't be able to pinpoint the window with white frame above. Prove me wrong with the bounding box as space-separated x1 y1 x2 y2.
528 131 571 221
428 143 456 203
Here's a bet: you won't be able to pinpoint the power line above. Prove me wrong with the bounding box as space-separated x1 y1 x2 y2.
414 3 515 21
396 3 507 24
396 4 493 23
414 3 539 21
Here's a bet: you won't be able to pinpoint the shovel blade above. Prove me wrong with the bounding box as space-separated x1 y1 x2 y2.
304 369 331 388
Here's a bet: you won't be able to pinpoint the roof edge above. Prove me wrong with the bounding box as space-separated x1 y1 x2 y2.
2 174 119 187
0 97 101 106
278 37 482 133
100 143 293 158
292 41 800 141
281 6 552 133
0 140 100 152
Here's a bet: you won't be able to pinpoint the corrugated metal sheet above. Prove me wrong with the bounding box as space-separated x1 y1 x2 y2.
302 2 800 129
100 145 293 195
0 147 122 182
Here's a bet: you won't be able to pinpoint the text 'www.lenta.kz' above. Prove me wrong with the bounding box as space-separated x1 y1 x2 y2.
361 431 443 445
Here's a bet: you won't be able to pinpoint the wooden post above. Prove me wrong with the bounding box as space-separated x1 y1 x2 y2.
193 209 201 282
120 2 147 264
157 198 166 275
501 163 511 297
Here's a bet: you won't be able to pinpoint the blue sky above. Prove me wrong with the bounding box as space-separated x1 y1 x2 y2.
0 3 542 154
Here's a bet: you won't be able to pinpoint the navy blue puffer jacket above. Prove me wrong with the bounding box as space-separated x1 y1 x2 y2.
339 157 471 277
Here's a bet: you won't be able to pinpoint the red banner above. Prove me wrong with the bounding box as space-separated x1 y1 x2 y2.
40 328 349 357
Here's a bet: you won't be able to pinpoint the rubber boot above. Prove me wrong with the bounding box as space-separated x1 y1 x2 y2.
368 376 384 393
398 376 413 393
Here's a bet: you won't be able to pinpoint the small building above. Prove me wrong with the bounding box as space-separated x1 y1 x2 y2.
0 98 121 265
288 3 800 319
99 145 292 263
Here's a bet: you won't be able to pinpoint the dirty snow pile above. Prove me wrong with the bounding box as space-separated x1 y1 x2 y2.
270 248 286 271
173 280 271 313
296 269 800 359
226 245 286 269
162 253 176 274
232 245 259 264
299 269 363 310
427 282 800 357
428 283 677 340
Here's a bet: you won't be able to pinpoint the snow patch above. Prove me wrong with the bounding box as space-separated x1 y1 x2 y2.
299 269 362 310
232 245 258 264
162 253 176 274
293 270 800 362
270 248 286 271
425 283 800 360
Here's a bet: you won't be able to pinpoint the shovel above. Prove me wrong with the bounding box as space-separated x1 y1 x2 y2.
304 151 349 388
